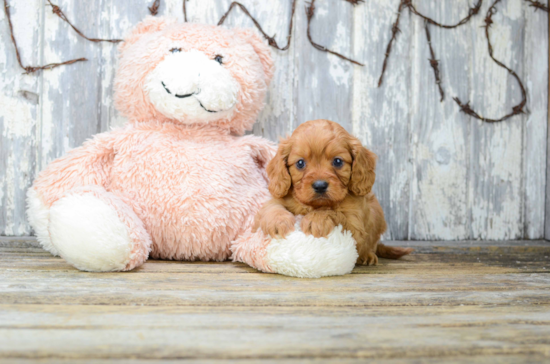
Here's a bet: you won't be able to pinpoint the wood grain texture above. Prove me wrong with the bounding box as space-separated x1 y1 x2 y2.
0 0 42 236
546 11 550 241
408 1 471 240
292 0 354 132
468 0 525 240
523 1 548 239
41 1 102 167
0 238 549 361
2 358 549 364
353 0 412 240
0 0 548 240
0 305 549 360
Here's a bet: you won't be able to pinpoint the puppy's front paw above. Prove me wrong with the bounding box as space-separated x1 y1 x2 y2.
358 251 378 266
261 213 296 238
301 212 337 238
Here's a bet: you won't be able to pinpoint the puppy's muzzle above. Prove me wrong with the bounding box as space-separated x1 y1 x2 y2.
312 180 329 194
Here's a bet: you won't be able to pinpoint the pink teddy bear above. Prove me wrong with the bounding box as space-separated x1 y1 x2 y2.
27 17 358 277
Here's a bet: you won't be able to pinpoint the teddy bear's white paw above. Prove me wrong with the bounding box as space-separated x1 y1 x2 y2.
265 220 358 278
48 193 134 272
27 188 58 256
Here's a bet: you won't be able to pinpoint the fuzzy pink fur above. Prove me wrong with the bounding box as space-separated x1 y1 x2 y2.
29 17 276 270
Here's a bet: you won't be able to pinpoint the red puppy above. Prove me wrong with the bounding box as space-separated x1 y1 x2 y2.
254 119 412 265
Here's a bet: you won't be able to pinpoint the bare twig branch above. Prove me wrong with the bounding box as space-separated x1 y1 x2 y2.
453 0 527 122
148 0 160 15
218 0 297 51
424 21 444 101
3 0 86 74
524 0 549 12
305 0 363 66
47 0 122 43
183 0 188 22
408 0 483 29
378 0 410 87
343 0 364 5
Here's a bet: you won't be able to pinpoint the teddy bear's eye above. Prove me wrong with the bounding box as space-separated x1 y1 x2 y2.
170 48 182 53
214 55 223 64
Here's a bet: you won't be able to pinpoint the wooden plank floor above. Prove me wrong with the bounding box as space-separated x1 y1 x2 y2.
0 238 549 363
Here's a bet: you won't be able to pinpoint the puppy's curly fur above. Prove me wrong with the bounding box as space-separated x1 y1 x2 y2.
254 119 412 265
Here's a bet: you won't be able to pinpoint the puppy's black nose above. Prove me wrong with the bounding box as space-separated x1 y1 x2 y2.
312 180 328 194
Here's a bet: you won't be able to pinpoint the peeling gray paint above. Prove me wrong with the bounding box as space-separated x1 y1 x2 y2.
0 0 547 240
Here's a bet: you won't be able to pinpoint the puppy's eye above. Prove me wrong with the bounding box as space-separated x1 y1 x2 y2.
295 159 306 170
332 158 344 168
170 48 182 53
214 55 223 64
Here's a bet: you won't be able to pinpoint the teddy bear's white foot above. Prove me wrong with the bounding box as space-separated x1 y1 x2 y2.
265 223 358 278
47 186 151 272
232 219 358 278
27 188 58 256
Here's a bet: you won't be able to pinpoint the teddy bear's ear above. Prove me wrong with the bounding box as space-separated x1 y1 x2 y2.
119 16 176 53
233 29 275 86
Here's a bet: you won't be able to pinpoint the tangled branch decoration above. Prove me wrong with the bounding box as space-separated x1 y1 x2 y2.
378 0 482 88
217 0 361 64
5 0 356 73
3 0 547 123
378 0 546 123
453 0 528 122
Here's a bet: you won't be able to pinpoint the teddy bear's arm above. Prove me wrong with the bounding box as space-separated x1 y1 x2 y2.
234 135 277 183
31 131 118 207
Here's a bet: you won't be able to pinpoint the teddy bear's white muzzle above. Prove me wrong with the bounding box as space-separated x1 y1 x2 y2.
145 49 239 123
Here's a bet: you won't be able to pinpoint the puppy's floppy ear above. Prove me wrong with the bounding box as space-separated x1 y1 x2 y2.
348 137 377 196
267 138 292 198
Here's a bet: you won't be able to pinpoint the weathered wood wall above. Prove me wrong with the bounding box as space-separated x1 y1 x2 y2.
0 0 548 240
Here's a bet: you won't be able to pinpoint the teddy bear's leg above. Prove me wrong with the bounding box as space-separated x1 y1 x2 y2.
231 228 274 274
45 186 151 272
231 219 359 278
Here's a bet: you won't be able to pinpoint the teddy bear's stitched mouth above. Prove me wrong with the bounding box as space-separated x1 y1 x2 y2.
162 82 193 98
161 81 217 113
196 100 216 113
